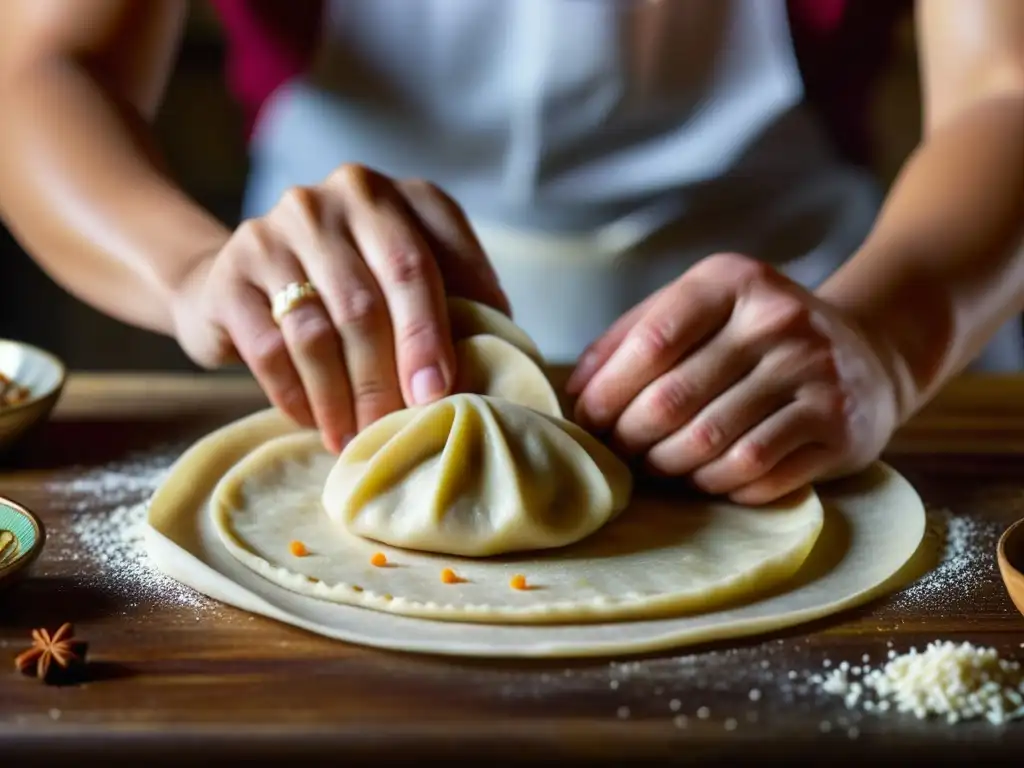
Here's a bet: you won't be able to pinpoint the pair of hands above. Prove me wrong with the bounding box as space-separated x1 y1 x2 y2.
171 165 901 504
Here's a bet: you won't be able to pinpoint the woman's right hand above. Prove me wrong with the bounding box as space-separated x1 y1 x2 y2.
170 164 510 453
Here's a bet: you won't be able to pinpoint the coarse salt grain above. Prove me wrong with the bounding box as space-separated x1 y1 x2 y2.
815 641 1024 725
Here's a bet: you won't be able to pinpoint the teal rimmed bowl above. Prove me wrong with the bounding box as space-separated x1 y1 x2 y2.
0 496 45 588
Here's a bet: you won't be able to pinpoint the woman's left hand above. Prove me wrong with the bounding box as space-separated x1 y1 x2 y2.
566 253 903 505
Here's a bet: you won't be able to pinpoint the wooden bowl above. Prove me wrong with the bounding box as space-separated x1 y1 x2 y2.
0 338 67 454
997 517 1024 618
0 496 46 591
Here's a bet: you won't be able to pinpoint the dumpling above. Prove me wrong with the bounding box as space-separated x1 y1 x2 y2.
321 393 633 557
451 335 562 417
447 297 544 364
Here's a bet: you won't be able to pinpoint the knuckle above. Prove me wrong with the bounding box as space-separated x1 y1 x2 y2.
350 377 398 416
333 287 382 327
278 185 319 219
351 376 390 402
234 219 280 269
755 294 812 339
630 321 676 363
399 177 442 200
329 163 373 196
644 376 695 423
687 417 727 457
280 184 310 206
730 439 771 476
277 383 309 411
806 385 851 440
735 256 775 284
397 317 443 359
246 328 288 371
698 252 769 283
382 247 429 286
235 219 266 250
291 313 336 354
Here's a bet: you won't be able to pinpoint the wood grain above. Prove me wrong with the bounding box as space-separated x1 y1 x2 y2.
0 372 1022 767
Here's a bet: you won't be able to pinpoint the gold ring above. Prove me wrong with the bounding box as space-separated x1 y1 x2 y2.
271 281 319 324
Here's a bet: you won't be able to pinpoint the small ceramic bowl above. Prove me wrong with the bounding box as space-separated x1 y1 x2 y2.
996 517 1024 619
0 496 46 589
0 338 67 454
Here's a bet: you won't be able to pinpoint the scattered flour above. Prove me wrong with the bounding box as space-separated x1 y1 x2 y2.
888 506 1005 613
42 444 213 614
33 451 1019 732
492 504 1018 733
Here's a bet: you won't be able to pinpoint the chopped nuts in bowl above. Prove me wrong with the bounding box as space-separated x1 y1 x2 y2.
0 339 66 454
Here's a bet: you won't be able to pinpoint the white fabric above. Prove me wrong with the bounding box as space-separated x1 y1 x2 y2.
241 0 1021 368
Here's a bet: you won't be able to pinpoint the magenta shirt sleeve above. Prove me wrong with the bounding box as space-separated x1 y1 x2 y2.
208 0 324 139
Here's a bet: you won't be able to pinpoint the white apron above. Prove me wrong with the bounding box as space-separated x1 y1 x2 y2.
242 0 1022 369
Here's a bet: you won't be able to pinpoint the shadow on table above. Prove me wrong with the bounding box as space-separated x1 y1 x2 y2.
1 414 255 472
1 575 137 685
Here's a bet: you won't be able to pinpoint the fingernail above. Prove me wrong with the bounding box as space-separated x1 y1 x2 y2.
411 365 446 404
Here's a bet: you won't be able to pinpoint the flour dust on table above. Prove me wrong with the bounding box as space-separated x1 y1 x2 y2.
888 505 1008 614
42 446 214 615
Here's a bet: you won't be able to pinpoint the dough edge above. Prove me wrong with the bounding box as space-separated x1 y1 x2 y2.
144 407 929 658
209 427 825 624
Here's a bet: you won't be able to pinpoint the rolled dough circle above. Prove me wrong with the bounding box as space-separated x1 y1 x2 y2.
146 408 927 658
210 430 824 624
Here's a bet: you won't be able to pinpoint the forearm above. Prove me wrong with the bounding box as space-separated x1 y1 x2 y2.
0 56 230 336
819 91 1024 420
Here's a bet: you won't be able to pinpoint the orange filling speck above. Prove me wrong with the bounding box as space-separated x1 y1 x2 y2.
289 540 308 557
440 568 461 584
510 574 528 590
370 552 388 567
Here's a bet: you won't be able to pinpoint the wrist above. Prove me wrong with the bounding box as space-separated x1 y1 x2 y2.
817 256 952 425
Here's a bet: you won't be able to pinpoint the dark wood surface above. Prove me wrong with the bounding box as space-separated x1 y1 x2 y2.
0 372 1022 767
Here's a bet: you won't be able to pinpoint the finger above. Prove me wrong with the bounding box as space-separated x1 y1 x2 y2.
727 444 835 506
330 166 455 407
250 233 355 453
574 277 735 431
274 186 404 434
564 288 662 396
396 179 511 315
223 280 314 428
611 329 764 456
686 400 824 495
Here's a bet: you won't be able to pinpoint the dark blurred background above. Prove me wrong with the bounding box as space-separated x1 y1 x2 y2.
0 3 930 371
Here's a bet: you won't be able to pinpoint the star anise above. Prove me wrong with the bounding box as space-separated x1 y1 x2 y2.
14 622 88 684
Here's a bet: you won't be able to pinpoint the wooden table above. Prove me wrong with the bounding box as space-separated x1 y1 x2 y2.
1 372 1022 766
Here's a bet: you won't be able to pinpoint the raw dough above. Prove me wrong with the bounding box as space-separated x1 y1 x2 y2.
451 335 562 417
146 408 928 656
212 423 822 623
315 392 629 558
447 296 543 364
